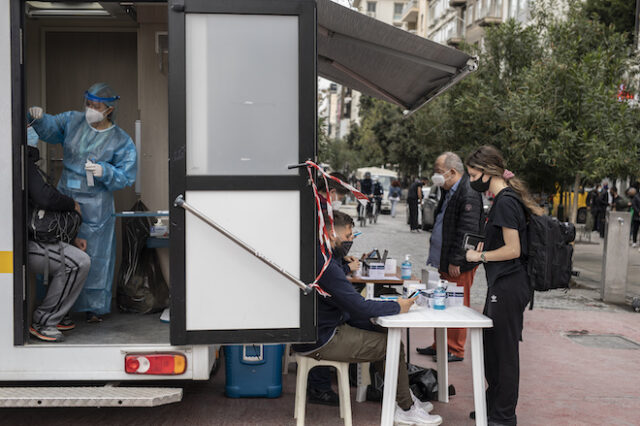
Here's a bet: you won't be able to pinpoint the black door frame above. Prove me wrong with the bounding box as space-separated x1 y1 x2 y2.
168 0 317 345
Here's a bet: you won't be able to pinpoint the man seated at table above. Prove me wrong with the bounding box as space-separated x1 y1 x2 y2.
307 172 360 406
293 211 443 425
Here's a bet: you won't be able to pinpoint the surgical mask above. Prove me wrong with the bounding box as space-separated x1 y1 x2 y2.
470 174 491 193
85 107 105 124
431 173 446 187
331 200 343 210
333 240 353 258
27 126 39 147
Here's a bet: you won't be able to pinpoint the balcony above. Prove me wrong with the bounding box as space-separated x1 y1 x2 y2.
401 0 418 23
449 0 467 6
446 36 464 46
478 16 502 26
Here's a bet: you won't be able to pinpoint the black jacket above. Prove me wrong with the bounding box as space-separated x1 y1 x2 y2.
27 146 75 212
292 248 400 353
434 174 484 273
632 194 640 221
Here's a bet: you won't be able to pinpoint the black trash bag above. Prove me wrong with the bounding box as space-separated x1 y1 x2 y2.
408 364 456 402
116 200 169 314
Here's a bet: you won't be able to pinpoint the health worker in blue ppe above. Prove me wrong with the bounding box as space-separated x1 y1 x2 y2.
27 83 137 323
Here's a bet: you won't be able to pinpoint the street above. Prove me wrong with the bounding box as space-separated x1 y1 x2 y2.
2 203 639 425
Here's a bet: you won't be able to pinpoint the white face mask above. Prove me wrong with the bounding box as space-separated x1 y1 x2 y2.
332 200 343 210
85 107 106 124
431 173 446 187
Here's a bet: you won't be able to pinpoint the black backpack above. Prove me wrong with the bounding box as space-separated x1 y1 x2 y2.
503 192 575 308
29 208 82 244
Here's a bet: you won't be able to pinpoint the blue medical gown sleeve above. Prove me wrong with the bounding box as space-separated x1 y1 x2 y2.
95 136 137 191
29 111 75 145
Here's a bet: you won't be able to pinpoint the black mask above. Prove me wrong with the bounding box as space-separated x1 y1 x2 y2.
334 240 353 258
470 173 491 193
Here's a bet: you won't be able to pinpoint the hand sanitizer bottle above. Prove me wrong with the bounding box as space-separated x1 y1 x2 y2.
401 255 412 280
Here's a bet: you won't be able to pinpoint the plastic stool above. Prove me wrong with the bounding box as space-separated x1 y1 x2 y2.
294 354 352 426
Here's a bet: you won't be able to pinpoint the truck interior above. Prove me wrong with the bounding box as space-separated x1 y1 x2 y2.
17 0 477 348
24 1 171 345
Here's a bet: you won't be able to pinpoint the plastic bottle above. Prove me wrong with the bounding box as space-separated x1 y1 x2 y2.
401 255 412 280
433 281 447 310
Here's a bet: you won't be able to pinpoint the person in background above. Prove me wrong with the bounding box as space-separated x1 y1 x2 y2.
307 172 360 406
465 145 543 426
293 211 442 425
372 177 384 215
407 177 427 232
28 82 137 323
630 187 640 248
417 152 483 363
26 140 91 342
611 186 629 212
586 185 600 233
596 183 610 238
358 172 374 219
389 180 402 218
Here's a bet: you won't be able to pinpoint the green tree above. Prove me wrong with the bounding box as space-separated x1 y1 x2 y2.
583 0 636 45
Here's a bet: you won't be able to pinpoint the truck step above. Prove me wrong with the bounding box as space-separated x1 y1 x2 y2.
0 386 182 407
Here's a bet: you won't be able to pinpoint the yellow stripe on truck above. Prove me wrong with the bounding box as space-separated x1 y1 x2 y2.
0 251 13 273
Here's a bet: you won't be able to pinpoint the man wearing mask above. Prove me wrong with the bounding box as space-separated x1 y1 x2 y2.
307 172 360 406
293 211 443 425
417 152 483 362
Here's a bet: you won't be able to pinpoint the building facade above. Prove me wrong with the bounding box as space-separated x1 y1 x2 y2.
402 0 532 49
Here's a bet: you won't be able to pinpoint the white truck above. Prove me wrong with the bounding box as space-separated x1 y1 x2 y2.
0 0 475 407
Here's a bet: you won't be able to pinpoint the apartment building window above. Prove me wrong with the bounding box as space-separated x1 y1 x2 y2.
429 2 436 27
467 3 474 26
367 1 377 14
494 0 502 17
394 2 404 21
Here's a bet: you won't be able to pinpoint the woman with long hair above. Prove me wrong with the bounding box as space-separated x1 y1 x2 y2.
464 145 542 426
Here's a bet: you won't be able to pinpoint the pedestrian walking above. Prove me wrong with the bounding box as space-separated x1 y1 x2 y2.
407 177 427 232
464 145 544 426
631 187 640 248
389 180 402 218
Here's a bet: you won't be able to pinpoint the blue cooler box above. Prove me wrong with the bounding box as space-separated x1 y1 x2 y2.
224 344 284 398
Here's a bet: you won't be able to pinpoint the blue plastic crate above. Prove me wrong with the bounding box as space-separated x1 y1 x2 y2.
224 344 284 398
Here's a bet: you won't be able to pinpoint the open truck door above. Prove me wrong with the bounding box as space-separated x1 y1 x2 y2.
167 0 318 345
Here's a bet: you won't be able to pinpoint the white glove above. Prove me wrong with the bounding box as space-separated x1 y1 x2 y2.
85 162 104 178
28 106 43 120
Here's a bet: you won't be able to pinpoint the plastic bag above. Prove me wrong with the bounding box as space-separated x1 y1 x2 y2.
116 200 169 314
408 364 456 402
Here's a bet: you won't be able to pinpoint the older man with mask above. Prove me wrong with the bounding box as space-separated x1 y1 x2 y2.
417 152 484 362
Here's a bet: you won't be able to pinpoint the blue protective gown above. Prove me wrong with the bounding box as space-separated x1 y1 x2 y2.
32 111 137 315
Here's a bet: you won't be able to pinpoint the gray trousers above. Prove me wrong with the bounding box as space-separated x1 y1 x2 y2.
308 324 413 410
28 241 91 327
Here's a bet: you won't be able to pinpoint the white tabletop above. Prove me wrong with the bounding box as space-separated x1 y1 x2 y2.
375 305 493 329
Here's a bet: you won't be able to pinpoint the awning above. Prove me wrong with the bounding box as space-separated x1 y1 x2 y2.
317 0 478 115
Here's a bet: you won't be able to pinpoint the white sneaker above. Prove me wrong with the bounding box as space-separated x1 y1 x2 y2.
410 390 434 413
633 243 638 248
394 403 442 425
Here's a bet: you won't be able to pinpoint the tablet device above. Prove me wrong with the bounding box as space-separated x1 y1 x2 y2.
463 233 485 251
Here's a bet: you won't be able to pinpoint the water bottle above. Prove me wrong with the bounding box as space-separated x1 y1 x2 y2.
433 281 447 310
401 255 412 280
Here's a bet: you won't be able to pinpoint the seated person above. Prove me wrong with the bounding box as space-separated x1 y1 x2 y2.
293 211 442 425
27 145 91 342
308 173 359 405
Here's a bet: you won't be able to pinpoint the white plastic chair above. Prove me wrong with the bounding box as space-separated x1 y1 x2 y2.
294 354 352 426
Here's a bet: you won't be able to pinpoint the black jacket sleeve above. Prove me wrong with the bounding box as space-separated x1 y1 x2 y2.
632 195 640 214
28 156 75 212
320 261 400 320
449 190 483 267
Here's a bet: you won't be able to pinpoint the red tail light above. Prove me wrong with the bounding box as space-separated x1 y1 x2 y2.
124 353 186 375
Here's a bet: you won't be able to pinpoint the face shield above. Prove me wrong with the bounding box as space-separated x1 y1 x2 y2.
83 82 120 122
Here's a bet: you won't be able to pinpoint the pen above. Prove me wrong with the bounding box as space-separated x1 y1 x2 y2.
353 231 362 237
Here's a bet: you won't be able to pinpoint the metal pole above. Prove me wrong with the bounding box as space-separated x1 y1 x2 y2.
174 195 312 295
